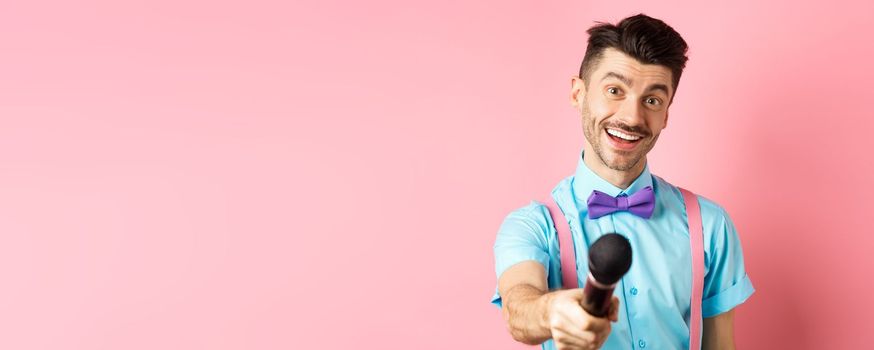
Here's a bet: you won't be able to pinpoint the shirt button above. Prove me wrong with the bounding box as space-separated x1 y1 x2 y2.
638 339 646 348
630 287 638 296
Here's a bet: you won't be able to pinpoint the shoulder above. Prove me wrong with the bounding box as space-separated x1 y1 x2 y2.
498 175 574 239
497 200 553 243
651 174 734 236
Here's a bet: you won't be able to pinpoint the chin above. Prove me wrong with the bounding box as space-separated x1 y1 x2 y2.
602 152 644 172
606 161 638 172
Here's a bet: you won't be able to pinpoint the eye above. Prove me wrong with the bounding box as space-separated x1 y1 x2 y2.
606 87 622 95
645 97 662 106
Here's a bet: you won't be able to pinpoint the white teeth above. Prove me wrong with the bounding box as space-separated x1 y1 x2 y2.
606 128 641 141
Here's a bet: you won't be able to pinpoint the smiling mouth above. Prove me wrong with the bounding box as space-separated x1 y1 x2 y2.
605 127 644 145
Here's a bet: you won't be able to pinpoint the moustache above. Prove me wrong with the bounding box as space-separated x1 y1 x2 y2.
603 123 650 138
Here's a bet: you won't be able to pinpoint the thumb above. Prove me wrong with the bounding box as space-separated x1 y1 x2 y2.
560 287 586 301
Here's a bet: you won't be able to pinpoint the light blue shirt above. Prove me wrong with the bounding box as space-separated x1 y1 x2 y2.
491 150 754 350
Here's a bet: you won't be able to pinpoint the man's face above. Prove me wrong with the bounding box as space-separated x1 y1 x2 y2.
571 48 674 172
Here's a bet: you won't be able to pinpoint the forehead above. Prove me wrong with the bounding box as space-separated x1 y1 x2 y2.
592 48 673 93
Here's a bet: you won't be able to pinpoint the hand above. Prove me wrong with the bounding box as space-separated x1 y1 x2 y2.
547 289 619 350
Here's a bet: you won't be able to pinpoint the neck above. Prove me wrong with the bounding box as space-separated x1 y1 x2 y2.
583 146 647 190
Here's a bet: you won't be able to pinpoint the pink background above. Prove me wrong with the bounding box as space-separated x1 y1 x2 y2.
1 1 872 349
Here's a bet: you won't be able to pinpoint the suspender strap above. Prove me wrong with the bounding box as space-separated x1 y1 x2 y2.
680 188 705 350
542 198 578 289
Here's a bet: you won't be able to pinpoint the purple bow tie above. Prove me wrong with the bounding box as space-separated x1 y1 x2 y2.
587 186 655 219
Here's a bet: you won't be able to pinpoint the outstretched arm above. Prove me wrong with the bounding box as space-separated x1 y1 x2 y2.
702 309 735 350
498 260 618 349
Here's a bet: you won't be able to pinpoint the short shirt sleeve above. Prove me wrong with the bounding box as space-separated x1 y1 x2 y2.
700 200 755 318
490 202 552 308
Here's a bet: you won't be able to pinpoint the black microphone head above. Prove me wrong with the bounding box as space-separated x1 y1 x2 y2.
588 233 632 285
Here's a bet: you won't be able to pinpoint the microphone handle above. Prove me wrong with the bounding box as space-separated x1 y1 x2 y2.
581 275 614 318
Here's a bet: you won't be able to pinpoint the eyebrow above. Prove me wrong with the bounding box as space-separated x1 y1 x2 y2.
601 71 671 96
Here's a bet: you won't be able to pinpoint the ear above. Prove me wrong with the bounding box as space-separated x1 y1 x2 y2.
570 76 586 110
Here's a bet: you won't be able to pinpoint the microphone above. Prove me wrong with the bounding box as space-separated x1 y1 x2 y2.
581 233 632 317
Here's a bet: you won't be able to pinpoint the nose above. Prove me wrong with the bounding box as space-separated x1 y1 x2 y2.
615 98 646 129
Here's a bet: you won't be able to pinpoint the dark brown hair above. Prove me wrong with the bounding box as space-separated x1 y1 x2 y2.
579 14 689 102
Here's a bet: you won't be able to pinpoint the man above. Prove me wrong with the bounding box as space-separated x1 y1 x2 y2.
490 14 754 350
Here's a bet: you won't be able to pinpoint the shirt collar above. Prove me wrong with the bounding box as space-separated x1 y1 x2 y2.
571 149 654 204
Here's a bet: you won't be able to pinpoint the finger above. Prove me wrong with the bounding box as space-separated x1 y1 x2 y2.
595 322 612 348
584 316 611 334
552 327 593 350
553 325 599 350
554 340 590 350
554 311 597 343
